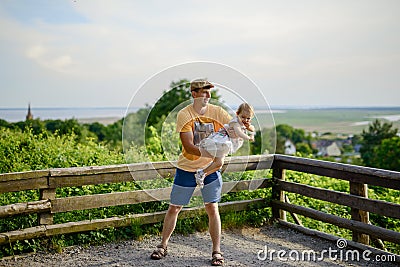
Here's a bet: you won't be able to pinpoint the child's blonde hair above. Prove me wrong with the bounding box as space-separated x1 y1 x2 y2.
236 103 254 116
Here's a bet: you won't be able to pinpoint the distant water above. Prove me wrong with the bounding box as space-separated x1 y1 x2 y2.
0 106 283 123
2 106 398 123
0 107 130 122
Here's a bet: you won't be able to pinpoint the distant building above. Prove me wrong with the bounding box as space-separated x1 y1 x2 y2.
353 144 362 153
26 103 33 120
284 139 296 155
315 140 341 157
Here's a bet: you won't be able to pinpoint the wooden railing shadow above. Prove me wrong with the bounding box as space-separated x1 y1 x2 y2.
1 154 399 258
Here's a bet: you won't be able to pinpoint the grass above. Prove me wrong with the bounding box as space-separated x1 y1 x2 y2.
255 107 400 134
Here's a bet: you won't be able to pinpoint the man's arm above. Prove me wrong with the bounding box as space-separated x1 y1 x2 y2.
180 131 215 158
180 131 201 156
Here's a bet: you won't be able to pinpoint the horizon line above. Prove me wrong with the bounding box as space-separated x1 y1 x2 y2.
1 105 400 110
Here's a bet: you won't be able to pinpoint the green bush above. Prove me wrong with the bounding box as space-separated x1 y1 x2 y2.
0 128 125 173
1 125 399 257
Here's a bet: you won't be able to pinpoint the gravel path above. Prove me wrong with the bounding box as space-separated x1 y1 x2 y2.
0 224 397 267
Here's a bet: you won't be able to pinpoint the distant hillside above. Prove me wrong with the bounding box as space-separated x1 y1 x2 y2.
255 107 400 134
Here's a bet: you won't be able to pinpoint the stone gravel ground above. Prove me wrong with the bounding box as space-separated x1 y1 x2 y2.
0 224 398 267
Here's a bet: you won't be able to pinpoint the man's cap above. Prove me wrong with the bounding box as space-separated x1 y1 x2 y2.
190 79 214 91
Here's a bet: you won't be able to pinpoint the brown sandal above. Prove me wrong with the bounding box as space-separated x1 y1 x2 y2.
211 251 224 266
150 244 167 260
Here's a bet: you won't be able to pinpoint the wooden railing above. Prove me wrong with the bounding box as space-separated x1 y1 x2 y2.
1 155 399 255
0 155 273 245
271 155 400 250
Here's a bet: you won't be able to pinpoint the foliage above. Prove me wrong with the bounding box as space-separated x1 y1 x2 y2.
295 142 313 155
0 128 125 174
145 125 164 161
250 128 275 155
122 108 150 148
275 124 307 144
360 119 398 168
146 79 192 128
2 107 400 257
373 137 400 171
274 124 310 154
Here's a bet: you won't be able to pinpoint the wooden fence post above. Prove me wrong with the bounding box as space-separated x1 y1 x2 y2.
38 188 56 225
272 166 286 221
350 181 369 245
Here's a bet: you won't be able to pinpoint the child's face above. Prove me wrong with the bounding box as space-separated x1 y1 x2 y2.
238 110 252 125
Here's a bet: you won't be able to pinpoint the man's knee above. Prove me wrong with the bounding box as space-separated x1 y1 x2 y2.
204 202 220 216
168 204 183 214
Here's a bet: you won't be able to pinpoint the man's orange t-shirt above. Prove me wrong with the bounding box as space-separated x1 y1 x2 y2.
176 104 231 172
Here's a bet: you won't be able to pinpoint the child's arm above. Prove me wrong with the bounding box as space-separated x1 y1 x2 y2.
247 124 255 142
246 124 255 132
231 123 252 140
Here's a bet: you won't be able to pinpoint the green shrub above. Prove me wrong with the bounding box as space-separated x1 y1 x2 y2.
0 128 125 173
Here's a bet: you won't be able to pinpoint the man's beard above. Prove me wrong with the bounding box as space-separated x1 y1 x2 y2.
201 97 209 107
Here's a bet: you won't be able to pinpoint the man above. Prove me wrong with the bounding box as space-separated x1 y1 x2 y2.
150 79 231 266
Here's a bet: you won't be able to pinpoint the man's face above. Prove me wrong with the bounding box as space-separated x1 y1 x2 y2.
193 88 211 107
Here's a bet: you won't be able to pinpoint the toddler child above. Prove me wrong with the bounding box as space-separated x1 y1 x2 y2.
195 103 255 188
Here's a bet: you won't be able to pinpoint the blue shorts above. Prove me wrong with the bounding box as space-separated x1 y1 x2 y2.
170 168 222 206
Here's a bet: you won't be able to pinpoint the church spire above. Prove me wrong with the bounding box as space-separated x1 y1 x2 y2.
26 103 33 121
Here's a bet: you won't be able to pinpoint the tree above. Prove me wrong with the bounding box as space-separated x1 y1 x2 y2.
360 119 398 167
146 79 191 128
87 122 107 141
146 79 222 129
275 124 307 154
295 143 313 155
0 119 10 128
122 109 149 148
292 128 307 144
275 124 293 154
374 137 400 171
275 124 294 139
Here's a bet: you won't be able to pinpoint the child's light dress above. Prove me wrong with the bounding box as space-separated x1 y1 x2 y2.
199 117 248 158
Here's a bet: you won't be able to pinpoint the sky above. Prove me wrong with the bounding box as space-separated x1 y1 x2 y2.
1 0 400 109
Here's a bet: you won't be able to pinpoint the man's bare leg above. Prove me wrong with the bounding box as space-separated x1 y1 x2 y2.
204 202 221 252
160 204 182 248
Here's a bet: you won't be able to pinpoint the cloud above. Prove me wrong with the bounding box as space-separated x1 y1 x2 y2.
26 45 45 59
0 1 399 107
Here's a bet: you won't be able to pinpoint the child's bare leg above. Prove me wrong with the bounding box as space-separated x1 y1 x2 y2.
195 157 225 188
203 157 225 177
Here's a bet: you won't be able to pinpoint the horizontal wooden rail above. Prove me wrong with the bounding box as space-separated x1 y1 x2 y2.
0 177 48 194
272 200 400 244
277 179 400 219
0 200 51 218
52 178 272 213
0 199 266 245
0 170 49 182
0 155 273 192
273 155 400 190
